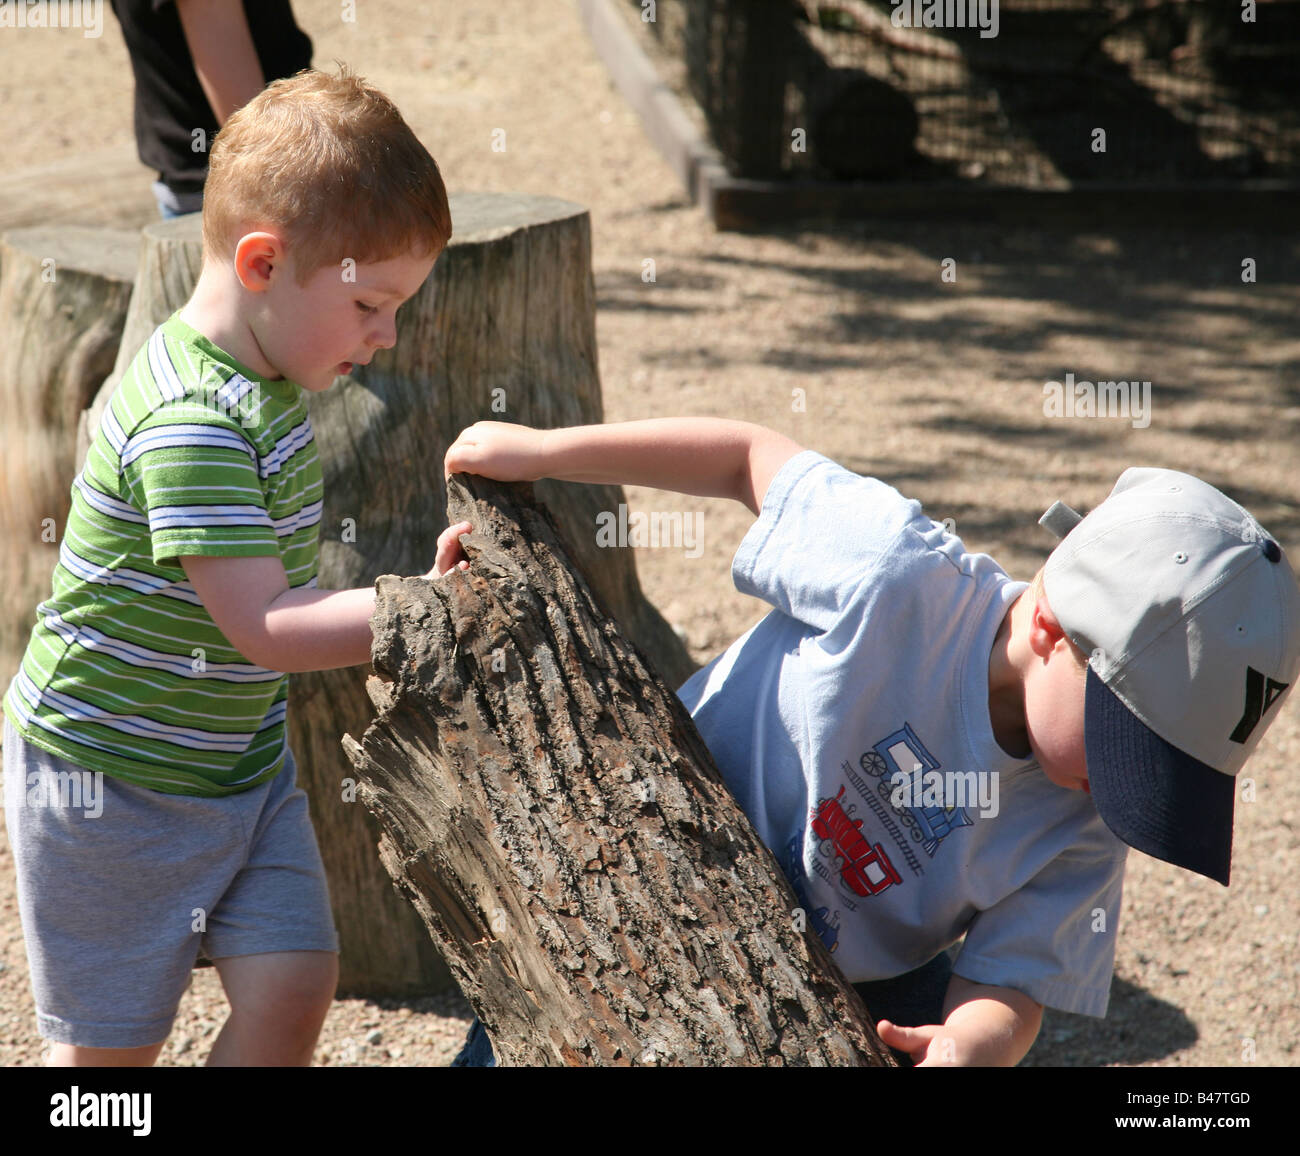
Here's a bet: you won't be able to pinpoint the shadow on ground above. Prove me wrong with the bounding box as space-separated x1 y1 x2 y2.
1024 976 1199 1066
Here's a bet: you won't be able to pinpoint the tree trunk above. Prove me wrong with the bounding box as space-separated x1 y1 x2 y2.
343 473 896 1066
0 226 138 701
73 196 693 996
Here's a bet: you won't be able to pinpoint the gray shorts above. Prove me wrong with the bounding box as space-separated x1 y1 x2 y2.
2 715 339 1048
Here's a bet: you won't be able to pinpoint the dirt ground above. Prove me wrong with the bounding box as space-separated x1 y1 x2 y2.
0 0 1297 1068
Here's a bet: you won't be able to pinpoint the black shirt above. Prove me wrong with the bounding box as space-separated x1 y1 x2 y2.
110 0 313 193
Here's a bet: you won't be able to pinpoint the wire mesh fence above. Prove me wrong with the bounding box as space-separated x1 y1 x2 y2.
634 0 1300 187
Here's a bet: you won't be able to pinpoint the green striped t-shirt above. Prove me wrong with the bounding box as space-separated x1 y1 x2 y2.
2 311 323 795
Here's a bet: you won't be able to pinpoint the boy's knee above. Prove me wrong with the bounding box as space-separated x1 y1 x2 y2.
272 953 339 1019
219 950 338 1023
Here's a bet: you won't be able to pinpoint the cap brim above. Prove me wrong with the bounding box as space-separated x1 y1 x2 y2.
1084 666 1235 886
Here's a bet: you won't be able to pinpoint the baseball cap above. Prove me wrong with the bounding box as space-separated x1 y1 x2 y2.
1037 468 1300 886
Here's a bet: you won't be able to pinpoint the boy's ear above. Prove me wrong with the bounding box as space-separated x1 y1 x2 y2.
1026 587 1071 661
233 232 288 292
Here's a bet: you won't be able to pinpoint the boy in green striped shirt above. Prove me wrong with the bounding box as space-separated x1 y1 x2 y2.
2 67 458 1066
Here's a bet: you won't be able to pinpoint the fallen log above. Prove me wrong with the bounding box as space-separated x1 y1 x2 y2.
342 473 896 1066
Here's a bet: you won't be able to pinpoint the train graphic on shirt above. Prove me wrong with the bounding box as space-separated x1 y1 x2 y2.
811 724 973 902
812 786 903 897
857 724 973 857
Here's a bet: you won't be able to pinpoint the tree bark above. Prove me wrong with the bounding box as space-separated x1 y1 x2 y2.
72 196 693 996
343 473 896 1066
0 226 138 700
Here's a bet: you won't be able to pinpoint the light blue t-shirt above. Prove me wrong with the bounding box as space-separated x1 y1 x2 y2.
676 451 1129 1017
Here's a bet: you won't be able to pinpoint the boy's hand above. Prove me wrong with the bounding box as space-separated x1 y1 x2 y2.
444 422 545 483
427 521 473 578
875 1020 955 1066
874 977 1044 1066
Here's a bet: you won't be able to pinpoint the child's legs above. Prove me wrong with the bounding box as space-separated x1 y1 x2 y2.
151 179 204 220
4 718 337 1064
199 743 340 1065
3 717 233 1058
450 1016 496 1067
206 950 338 1066
48 1041 168 1067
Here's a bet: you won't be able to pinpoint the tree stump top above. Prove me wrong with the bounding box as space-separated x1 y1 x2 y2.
1 225 138 282
129 192 590 254
444 192 589 244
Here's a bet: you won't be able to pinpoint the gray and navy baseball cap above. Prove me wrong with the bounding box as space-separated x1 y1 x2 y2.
1038 468 1300 886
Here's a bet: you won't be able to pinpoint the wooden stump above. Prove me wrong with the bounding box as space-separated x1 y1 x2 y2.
0 226 138 701
344 474 895 1066
76 214 205 471
74 196 694 996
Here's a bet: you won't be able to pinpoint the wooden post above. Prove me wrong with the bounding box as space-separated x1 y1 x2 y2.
343 473 896 1066
0 226 138 698
76 214 205 472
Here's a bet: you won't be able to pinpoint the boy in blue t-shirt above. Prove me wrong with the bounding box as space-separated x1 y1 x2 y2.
439 417 1300 1066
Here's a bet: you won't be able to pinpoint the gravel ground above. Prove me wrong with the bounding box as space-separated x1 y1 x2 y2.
0 0 1297 1067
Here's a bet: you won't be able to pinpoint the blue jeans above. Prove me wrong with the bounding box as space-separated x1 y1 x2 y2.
450 950 953 1067
152 179 204 221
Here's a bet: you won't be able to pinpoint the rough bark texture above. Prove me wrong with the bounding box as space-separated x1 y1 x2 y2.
343 473 896 1066
71 196 693 996
0 226 138 699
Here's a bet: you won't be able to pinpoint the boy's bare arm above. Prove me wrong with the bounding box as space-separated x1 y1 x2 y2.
179 524 469 673
444 419 805 517
938 975 1043 1065
876 974 1043 1066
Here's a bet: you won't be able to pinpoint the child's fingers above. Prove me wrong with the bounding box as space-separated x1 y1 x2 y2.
445 434 486 477
427 555 468 579
436 520 472 546
874 1020 938 1065
432 522 473 576
874 1019 929 1048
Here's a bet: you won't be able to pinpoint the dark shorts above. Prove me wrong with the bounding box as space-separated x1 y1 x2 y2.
3 715 339 1048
